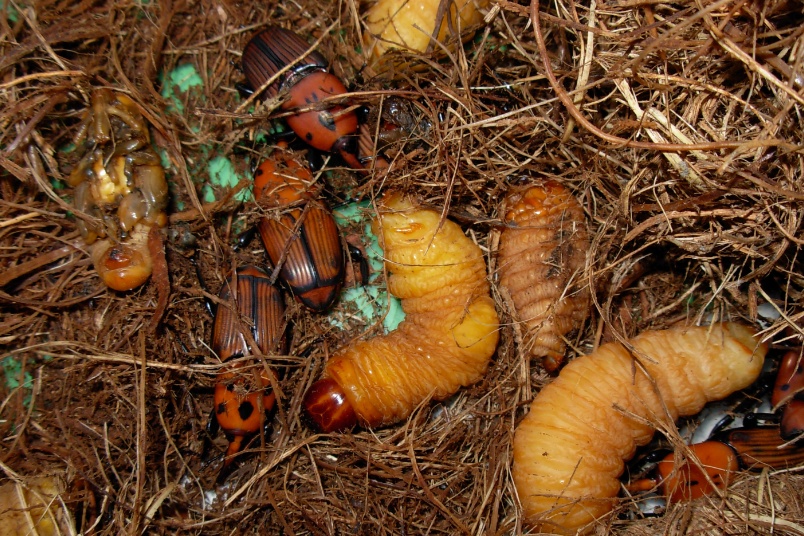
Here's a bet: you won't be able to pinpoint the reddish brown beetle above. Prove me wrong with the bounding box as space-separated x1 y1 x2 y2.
254 142 344 312
627 348 804 505
772 349 804 438
242 26 361 169
628 425 804 502
209 265 287 482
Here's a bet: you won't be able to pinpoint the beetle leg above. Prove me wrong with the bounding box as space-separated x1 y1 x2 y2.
305 148 326 173
782 399 804 440
234 225 258 251
235 82 254 99
347 243 370 287
190 251 216 317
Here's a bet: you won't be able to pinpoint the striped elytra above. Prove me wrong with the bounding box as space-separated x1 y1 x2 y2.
212 265 287 361
242 26 328 99
254 146 344 312
242 26 360 167
512 323 767 534
211 265 287 476
497 180 590 372
302 193 500 432
710 425 804 470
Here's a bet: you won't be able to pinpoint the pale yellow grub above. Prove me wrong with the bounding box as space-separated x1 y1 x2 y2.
364 0 489 62
324 193 500 427
513 323 767 534
0 475 73 536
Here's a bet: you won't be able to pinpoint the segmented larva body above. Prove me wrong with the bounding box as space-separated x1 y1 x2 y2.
363 0 489 63
512 323 767 534
498 180 589 371
321 194 500 427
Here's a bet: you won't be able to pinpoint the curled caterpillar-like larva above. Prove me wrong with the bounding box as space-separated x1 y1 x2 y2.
304 193 500 431
512 322 767 534
497 180 589 372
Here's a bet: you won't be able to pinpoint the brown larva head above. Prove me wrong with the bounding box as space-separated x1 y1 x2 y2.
302 378 357 432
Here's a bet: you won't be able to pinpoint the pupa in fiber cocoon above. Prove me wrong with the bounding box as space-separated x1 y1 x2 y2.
497 180 590 371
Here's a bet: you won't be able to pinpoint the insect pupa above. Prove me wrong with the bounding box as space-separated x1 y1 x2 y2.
497 180 590 371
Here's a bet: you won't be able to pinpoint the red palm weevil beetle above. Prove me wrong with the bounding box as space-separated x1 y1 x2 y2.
628 425 804 502
242 26 362 169
209 265 287 483
772 349 804 438
627 349 804 503
254 142 345 312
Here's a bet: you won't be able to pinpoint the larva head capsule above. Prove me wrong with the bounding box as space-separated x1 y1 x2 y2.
302 378 357 433
242 26 361 168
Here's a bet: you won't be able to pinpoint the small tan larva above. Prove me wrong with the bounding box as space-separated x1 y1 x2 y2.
512 323 767 534
497 180 590 371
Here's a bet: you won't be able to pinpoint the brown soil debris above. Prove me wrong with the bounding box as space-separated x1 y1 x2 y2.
1 0 803 534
